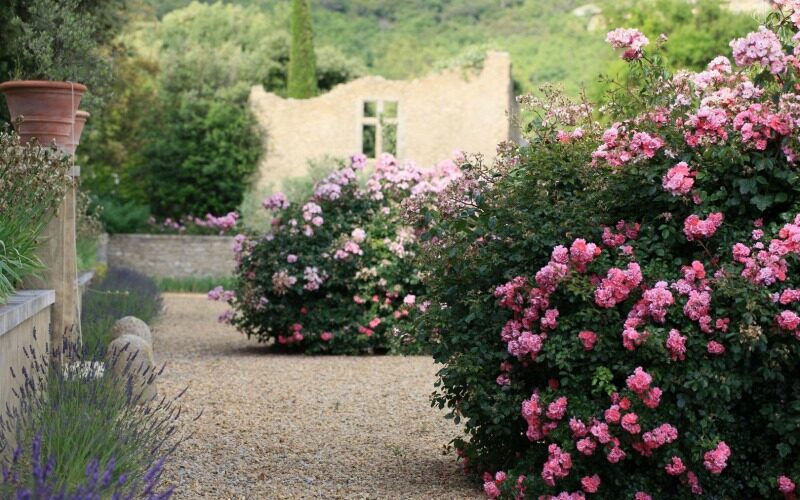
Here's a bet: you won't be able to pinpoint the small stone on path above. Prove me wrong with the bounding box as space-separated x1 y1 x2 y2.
111 316 153 345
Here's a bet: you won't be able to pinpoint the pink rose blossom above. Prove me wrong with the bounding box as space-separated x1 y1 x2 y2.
262 192 290 210
604 405 621 424
730 27 786 74
688 471 703 494
607 446 626 463
577 437 596 456
626 366 652 394
666 329 688 361
662 162 696 196
683 213 723 240
541 443 573 487
665 456 686 476
606 28 649 60
707 340 726 355
546 397 568 420
778 475 796 494
578 330 598 350
581 475 601 494
703 441 731 474
621 412 641 434
483 481 500 499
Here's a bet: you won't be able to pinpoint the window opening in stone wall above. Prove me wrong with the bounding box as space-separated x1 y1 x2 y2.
362 124 376 158
382 122 397 156
363 101 378 118
383 101 398 119
361 100 399 158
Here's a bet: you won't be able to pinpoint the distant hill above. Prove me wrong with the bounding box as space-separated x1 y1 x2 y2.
143 0 759 98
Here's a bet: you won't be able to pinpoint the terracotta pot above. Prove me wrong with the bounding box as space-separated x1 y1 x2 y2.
67 110 91 150
0 80 87 153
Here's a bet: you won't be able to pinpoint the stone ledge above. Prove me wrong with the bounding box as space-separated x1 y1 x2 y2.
0 290 55 338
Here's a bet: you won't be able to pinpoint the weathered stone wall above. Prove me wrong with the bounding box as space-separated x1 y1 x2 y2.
250 51 518 189
107 234 235 279
0 290 53 428
726 0 768 12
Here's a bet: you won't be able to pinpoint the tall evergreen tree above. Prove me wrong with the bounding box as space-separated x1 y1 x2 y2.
288 0 318 98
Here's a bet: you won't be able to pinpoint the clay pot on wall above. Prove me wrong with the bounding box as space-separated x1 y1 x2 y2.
67 110 91 151
0 80 87 154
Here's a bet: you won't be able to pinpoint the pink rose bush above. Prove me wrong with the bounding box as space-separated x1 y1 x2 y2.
214 153 461 354
418 10 800 499
147 211 240 235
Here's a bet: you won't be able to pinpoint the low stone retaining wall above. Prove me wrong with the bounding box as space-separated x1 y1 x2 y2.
0 290 54 418
107 234 235 279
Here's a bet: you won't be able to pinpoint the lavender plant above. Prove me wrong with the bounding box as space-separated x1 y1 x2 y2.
81 268 163 353
0 328 193 496
1 434 173 499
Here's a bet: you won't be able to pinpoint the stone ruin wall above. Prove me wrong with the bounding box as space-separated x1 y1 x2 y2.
249 51 518 189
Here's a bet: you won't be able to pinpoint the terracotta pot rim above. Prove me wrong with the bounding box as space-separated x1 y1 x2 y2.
0 80 87 93
76 110 90 118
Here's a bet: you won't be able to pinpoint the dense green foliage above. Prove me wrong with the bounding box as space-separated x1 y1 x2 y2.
143 89 262 217
417 14 800 498
288 0 319 98
80 1 364 228
143 0 756 99
0 0 130 114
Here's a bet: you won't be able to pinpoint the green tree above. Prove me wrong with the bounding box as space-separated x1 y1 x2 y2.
288 0 318 98
142 87 263 218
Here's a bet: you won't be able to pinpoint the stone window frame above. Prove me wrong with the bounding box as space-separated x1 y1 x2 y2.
360 100 399 159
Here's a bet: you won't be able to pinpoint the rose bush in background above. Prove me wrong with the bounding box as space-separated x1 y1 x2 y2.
147 211 241 236
417 7 800 499
213 153 461 354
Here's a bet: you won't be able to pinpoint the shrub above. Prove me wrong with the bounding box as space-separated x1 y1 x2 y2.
0 329 186 497
147 211 241 236
0 130 71 302
81 268 162 353
420 10 800 499
142 88 263 219
96 196 151 234
218 153 461 354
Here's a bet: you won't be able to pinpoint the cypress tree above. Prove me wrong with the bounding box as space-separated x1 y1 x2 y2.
287 0 318 98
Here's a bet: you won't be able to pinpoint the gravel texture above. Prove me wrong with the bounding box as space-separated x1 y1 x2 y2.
155 293 481 499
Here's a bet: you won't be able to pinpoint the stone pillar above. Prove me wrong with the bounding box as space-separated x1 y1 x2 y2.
25 167 80 354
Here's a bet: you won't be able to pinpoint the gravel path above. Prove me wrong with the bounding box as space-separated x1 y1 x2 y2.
155 293 481 499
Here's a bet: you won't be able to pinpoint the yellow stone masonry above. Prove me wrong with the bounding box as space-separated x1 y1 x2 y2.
249 51 519 188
